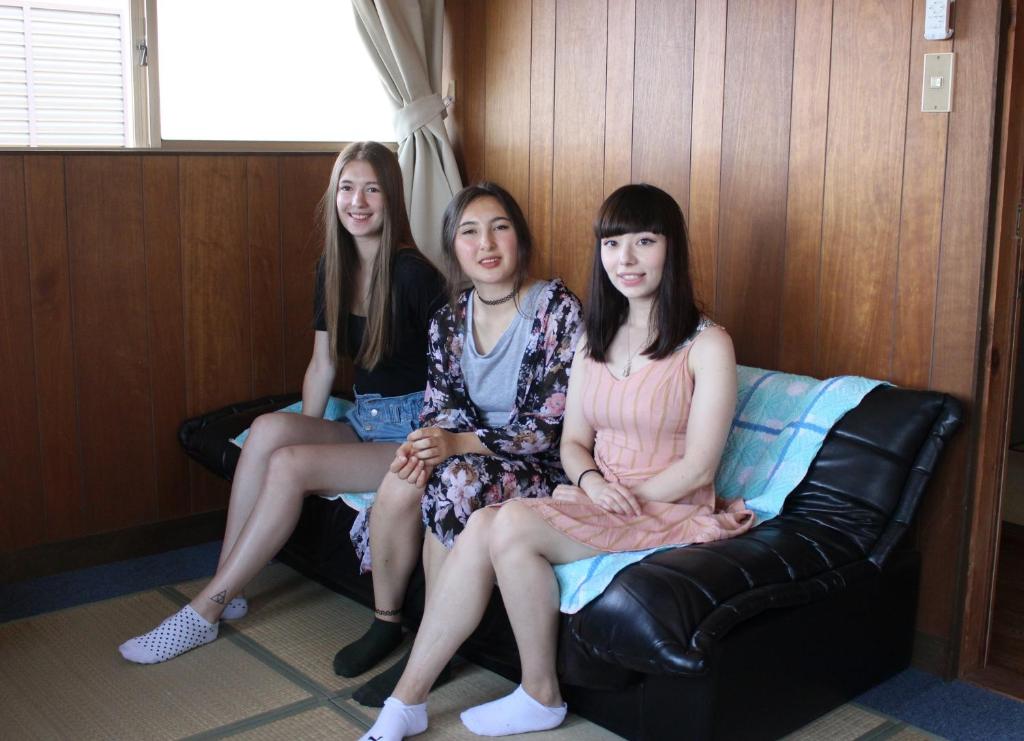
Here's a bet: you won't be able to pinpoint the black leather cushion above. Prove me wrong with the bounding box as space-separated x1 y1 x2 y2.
558 387 962 680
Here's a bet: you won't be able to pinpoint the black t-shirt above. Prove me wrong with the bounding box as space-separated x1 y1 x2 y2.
313 249 445 398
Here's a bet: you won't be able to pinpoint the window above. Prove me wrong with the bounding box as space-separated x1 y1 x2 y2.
155 0 394 144
0 0 136 147
0 0 395 148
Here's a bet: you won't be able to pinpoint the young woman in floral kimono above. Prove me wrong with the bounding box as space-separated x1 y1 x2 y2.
334 182 584 705
357 184 753 740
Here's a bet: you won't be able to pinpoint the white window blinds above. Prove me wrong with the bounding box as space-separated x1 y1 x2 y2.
0 1 131 147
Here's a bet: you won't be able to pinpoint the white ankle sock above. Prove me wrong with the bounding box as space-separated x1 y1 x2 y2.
118 605 219 664
358 696 428 741
220 596 248 620
460 685 567 736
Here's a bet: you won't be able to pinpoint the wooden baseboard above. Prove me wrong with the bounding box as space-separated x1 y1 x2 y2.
0 510 227 584
963 665 1024 701
911 630 952 677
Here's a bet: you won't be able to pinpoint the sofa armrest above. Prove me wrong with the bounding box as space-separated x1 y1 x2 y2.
561 518 872 677
560 387 962 680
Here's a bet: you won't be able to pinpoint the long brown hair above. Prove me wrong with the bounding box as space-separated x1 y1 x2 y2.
318 142 415 369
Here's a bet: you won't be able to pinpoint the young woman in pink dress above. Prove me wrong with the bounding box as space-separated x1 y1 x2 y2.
358 183 753 740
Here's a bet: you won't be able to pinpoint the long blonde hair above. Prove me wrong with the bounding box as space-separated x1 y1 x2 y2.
318 142 415 369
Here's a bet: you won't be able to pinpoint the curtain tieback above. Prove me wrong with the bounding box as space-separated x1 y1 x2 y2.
393 93 448 141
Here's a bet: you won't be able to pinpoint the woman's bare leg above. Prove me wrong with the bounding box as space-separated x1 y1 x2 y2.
191 440 398 622
487 501 599 704
421 528 449 596
453 501 600 736
366 472 431 619
334 471 430 679
391 509 499 704
120 436 397 664
219 413 357 570
349 529 457 705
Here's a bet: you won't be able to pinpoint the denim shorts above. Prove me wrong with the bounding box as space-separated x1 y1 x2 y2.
345 389 424 443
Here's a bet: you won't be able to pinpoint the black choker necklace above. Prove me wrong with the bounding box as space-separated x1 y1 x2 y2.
476 288 517 306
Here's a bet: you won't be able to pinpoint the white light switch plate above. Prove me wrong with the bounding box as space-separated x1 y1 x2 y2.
922 53 954 113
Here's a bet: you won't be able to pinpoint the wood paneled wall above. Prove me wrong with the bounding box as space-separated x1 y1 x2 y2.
0 152 341 554
442 0 1003 671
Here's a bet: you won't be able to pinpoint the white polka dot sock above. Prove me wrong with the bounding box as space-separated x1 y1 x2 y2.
358 696 428 741
220 596 248 620
118 605 219 664
460 685 567 736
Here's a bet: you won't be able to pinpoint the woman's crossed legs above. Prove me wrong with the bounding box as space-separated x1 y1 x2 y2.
119 412 398 664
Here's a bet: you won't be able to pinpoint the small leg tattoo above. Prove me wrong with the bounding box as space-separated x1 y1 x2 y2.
210 590 227 605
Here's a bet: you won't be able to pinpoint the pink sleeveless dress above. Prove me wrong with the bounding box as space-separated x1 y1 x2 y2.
517 324 753 552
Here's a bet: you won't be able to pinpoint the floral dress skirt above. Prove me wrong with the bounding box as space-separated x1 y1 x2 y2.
349 452 566 573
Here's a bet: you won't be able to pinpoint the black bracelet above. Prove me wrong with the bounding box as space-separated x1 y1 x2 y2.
577 468 601 487
374 607 401 617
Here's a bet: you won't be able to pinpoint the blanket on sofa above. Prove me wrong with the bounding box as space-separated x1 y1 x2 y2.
553 366 885 613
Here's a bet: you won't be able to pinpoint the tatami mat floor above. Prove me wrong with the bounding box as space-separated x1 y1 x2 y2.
0 562 944 740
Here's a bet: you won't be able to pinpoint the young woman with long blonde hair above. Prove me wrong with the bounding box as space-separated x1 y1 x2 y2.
119 142 445 664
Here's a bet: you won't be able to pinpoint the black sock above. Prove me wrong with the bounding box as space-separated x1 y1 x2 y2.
332 618 404 677
352 650 455 708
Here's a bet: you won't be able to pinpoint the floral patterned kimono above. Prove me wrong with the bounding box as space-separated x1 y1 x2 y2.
351 279 583 571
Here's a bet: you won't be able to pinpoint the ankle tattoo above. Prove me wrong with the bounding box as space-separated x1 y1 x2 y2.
374 607 401 617
210 590 227 605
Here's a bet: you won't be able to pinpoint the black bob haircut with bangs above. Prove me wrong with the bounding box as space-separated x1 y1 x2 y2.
586 183 700 362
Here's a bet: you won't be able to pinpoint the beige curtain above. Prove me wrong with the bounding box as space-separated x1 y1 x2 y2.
352 0 463 267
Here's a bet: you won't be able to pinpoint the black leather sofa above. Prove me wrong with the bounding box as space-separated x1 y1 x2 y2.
179 385 962 741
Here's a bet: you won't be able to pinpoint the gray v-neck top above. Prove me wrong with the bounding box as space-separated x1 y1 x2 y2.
462 281 549 427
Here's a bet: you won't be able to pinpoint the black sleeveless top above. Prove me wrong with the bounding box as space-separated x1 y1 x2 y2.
313 249 445 397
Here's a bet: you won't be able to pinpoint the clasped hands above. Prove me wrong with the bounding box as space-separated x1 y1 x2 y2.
552 476 644 517
388 426 458 488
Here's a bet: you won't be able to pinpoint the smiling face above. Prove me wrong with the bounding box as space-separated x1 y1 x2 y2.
335 159 385 241
453 195 520 294
599 231 667 301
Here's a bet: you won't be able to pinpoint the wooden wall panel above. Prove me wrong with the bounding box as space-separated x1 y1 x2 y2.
892 0 951 388
181 156 251 415
917 0 1002 649
65 156 157 532
2 151 337 554
461 0 487 184
141 156 189 521
716 0 795 369
181 156 249 512
551 0 608 301
280 155 339 393
441 0 466 174
483 0 532 208
817 0 912 378
528 0 557 276
603 0 636 197
688 0 727 313
778 0 832 376
25 155 83 542
631 0 694 213
247 156 286 398
0 156 45 550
